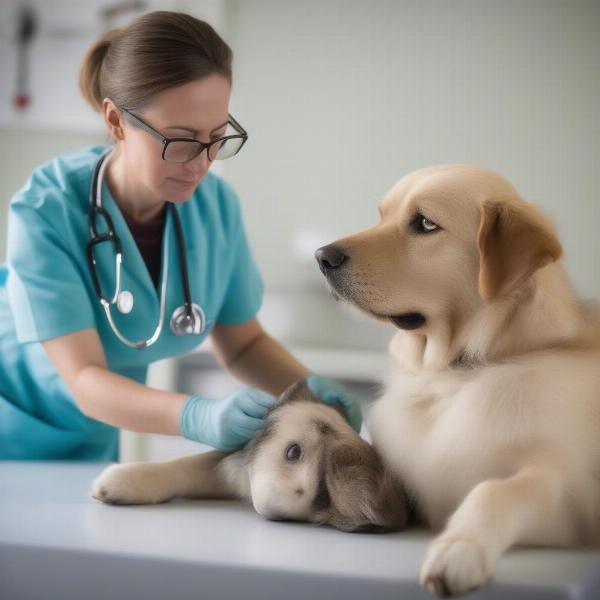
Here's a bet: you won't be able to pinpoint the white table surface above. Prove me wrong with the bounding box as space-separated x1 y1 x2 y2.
1 461 599 600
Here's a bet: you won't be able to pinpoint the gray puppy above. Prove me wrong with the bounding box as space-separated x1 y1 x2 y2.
92 379 409 533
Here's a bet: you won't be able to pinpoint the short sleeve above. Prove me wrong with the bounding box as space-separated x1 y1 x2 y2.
6 195 97 343
215 192 264 326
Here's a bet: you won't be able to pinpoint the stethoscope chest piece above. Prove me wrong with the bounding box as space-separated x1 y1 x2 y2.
116 290 134 314
170 303 206 336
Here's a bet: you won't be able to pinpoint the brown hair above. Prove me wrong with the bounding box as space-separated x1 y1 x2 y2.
79 11 232 113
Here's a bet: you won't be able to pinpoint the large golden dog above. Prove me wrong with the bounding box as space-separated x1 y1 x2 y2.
315 164 600 596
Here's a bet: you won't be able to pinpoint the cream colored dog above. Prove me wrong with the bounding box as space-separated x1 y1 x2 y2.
91 379 408 534
315 165 600 596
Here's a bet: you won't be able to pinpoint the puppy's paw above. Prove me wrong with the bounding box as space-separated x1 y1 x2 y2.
419 534 493 597
91 463 172 505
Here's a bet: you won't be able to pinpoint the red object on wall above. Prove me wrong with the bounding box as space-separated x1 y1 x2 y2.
13 93 31 110
13 5 37 112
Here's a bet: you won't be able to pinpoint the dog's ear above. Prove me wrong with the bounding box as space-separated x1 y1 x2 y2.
324 440 408 533
278 378 319 405
279 378 348 418
477 198 562 301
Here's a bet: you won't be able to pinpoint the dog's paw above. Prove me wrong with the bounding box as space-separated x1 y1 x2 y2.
419 534 493 597
91 463 171 505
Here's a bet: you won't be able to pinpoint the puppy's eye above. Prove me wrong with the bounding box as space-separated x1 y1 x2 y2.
285 443 302 462
410 213 440 234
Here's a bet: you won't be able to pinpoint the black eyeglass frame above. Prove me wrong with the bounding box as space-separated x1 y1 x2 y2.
120 107 248 163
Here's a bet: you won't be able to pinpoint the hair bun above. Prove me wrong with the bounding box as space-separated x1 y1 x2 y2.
78 27 123 113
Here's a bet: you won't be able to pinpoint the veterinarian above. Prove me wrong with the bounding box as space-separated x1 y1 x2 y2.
0 11 362 460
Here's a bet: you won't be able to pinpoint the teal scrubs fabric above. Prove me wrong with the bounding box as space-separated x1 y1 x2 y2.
0 145 264 461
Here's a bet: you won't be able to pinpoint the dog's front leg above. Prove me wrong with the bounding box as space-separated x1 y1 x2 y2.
419 466 584 597
91 450 239 505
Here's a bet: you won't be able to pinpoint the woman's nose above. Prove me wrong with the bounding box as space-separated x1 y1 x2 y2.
183 149 210 175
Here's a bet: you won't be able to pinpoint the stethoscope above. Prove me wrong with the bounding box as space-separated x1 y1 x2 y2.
86 149 206 349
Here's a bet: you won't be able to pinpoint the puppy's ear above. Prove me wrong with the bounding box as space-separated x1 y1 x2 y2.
477 198 562 301
278 378 319 405
325 441 408 533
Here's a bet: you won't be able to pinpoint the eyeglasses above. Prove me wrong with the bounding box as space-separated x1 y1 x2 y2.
120 107 248 163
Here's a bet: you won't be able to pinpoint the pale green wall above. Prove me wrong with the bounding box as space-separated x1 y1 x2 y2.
222 0 600 299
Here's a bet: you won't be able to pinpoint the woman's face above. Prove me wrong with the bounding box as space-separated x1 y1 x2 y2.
120 74 231 203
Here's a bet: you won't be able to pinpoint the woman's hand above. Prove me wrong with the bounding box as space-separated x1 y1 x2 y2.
180 389 277 451
306 375 363 433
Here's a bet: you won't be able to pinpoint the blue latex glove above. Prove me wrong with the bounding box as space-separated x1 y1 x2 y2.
306 374 363 433
180 389 277 451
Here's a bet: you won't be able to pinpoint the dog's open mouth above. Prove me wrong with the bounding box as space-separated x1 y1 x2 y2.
389 313 426 330
327 286 426 330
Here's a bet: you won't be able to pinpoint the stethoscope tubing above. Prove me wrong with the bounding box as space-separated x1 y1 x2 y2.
100 230 169 350
87 148 204 349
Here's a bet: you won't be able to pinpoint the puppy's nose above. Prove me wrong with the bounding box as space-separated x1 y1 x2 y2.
315 245 348 272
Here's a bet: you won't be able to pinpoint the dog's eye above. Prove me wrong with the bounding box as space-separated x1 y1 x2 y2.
410 213 440 234
285 443 302 462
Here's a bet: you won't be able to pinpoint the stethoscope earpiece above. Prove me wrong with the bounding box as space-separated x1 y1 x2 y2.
88 150 205 349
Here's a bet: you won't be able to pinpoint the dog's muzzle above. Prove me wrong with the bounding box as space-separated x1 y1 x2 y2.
315 245 427 331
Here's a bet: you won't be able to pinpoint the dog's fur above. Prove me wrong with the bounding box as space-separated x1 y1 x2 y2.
315 164 600 596
91 380 409 534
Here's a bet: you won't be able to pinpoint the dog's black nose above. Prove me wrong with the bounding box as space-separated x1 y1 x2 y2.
315 245 348 272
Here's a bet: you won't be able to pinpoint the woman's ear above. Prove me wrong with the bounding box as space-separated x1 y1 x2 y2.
477 198 562 301
102 98 124 141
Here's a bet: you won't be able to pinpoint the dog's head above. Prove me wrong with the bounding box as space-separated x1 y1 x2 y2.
242 379 409 533
315 165 563 367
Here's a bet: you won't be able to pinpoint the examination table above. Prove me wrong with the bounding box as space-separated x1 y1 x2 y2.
1 461 599 600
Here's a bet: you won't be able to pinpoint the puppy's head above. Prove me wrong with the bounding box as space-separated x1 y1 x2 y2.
243 379 408 533
315 165 562 335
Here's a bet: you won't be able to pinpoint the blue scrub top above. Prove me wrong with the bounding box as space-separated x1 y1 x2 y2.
0 145 264 461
